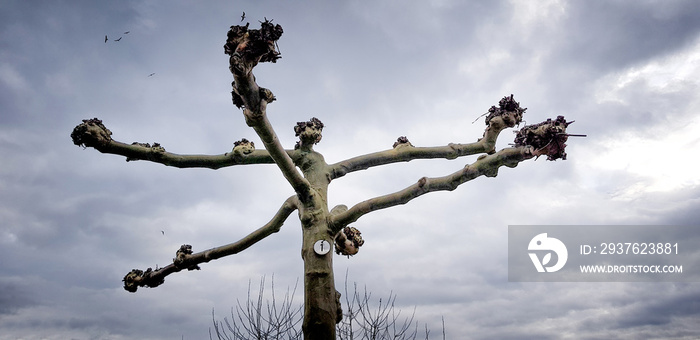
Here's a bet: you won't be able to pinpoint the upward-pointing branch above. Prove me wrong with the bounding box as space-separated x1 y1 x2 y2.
224 21 312 202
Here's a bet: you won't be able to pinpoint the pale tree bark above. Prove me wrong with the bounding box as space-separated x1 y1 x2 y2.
71 20 583 340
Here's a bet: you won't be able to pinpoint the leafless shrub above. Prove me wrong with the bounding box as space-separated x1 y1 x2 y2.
210 276 303 340
211 274 445 340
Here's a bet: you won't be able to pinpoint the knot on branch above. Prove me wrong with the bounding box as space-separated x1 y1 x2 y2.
123 269 143 292
127 142 166 161
335 290 343 324
122 267 164 293
485 94 526 128
224 19 283 70
173 244 201 271
232 138 255 155
231 82 245 108
393 136 413 148
260 87 276 103
294 117 324 150
231 87 276 110
334 226 364 256
514 115 572 161
71 118 112 148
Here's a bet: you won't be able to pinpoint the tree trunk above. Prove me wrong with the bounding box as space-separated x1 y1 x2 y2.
301 219 338 339
296 148 339 339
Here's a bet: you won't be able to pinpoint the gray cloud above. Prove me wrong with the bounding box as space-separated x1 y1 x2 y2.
555 0 700 71
0 280 35 316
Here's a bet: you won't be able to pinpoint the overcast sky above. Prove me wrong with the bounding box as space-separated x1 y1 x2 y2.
2 0 700 339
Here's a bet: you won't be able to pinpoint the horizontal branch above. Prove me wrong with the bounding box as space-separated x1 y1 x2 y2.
70 118 283 169
328 140 491 180
327 97 524 180
329 146 535 230
225 22 312 201
122 196 300 292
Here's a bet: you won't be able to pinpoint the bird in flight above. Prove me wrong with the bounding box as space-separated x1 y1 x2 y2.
104 35 108 43
241 11 245 22
114 37 122 42
148 73 156 77
161 230 165 235
124 31 130 34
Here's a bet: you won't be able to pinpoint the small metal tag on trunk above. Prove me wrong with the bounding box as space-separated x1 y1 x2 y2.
313 240 331 255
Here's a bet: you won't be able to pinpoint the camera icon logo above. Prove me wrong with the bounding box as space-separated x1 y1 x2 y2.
528 233 568 273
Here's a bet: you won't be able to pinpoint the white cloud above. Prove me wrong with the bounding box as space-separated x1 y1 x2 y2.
595 36 700 103
590 38 700 195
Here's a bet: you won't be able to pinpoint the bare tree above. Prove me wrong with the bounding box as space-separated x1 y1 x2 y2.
210 274 441 340
71 20 581 339
337 274 421 340
210 276 303 340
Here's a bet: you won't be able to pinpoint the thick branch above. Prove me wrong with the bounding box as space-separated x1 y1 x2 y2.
246 110 312 198
122 196 299 292
329 113 577 231
327 95 525 180
225 22 312 201
328 140 492 180
329 146 535 230
70 118 278 169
